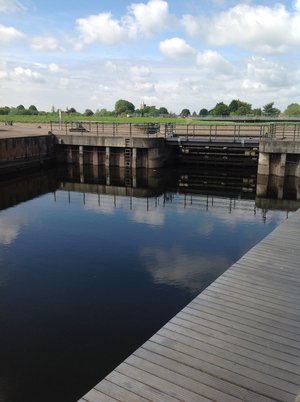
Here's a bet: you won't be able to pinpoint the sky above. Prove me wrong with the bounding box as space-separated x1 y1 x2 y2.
1 0 300 113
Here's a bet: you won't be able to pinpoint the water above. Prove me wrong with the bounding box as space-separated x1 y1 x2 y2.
0 167 293 402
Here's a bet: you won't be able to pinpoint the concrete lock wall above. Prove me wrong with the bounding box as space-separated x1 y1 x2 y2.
0 135 56 174
258 140 300 178
56 135 174 168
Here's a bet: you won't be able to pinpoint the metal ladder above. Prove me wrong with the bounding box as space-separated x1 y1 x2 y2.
124 139 132 186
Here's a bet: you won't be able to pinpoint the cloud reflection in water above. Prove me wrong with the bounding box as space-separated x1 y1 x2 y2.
141 246 229 294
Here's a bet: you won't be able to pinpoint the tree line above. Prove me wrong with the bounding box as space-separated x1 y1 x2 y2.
2 99 300 118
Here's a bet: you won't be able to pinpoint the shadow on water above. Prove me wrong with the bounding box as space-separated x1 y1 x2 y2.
0 166 298 402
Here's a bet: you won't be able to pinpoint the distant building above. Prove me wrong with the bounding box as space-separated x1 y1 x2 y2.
140 102 146 110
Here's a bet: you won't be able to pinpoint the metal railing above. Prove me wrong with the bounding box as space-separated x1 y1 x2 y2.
50 121 300 142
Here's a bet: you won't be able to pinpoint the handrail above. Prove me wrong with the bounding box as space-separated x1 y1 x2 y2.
49 121 300 142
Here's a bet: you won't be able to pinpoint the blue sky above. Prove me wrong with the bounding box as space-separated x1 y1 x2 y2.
0 0 300 113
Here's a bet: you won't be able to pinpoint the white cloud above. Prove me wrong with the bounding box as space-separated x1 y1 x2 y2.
0 24 24 42
48 63 62 73
76 0 172 47
12 66 43 81
127 0 171 38
160 37 196 58
295 0 300 11
243 56 289 90
76 12 127 46
182 3 300 54
0 0 25 13
30 36 63 52
196 50 234 76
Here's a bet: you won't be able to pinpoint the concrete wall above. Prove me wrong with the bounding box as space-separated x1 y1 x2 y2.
258 140 300 178
0 135 56 174
57 135 174 169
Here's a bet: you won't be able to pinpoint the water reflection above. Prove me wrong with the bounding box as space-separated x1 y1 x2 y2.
141 246 230 294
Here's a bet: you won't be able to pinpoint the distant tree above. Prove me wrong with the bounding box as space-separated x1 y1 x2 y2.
115 99 135 115
192 111 198 117
51 105 56 113
158 107 168 115
28 105 38 115
66 107 77 113
0 106 10 115
181 108 191 117
228 99 239 114
209 102 229 116
229 100 252 115
15 104 29 115
199 108 208 117
284 103 300 116
262 102 280 116
145 106 160 116
84 109 94 116
252 108 262 116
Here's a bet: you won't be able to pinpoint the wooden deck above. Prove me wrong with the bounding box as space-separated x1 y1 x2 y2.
79 209 300 402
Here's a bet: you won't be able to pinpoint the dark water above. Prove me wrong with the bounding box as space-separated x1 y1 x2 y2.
0 166 295 402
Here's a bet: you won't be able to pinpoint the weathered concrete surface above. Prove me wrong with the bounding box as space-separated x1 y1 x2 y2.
260 139 300 153
0 134 56 174
56 134 166 149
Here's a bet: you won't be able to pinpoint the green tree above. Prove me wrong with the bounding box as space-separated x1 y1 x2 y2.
229 100 252 115
143 106 159 116
252 108 262 116
115 99 135 115
158 107 168 115
28 105 38 115
0 106 10 115
209 102 229 116
84 109 94 116
284 103 300 116
228 100 239 113
180 108 191 117
15 104 29 115
199 108 208 117
262 102 280 116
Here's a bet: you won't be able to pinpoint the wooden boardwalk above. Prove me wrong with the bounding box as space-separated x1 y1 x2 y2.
79 209 300 402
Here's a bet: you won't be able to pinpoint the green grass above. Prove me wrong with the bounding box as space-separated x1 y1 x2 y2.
0 114 244 125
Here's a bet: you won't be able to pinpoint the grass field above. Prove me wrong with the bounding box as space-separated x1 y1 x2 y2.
0 114 238 125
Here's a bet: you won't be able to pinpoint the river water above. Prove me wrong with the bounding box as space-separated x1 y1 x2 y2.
0 166 295 402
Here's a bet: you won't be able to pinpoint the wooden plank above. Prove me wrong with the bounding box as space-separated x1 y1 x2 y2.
106 370 179 402
116 362 212 402
217 273 300 302
181 306 300 349
195 292 300 332
189 299 300 340
82 388 119 402
143 339 295 402
134 346 274 402
126 353 236 402
94 379 149 402
174 312 300 358
164 320 300 368
158 325 300 380
150 333 300 393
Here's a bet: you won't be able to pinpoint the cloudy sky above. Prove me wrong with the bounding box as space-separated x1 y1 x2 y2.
1 0 300 113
